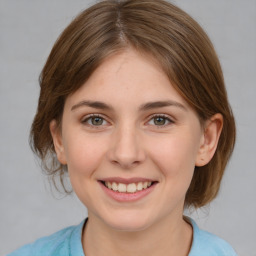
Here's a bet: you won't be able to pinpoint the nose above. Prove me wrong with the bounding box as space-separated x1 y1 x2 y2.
107 125 146 169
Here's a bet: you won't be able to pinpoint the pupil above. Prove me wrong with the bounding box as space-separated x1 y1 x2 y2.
92 117 103 125
154 117 165 125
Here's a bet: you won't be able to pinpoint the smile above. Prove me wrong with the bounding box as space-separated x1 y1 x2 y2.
99 178 158 202
103 181 153 193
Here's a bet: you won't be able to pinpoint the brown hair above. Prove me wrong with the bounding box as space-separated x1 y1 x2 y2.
30 0 236 208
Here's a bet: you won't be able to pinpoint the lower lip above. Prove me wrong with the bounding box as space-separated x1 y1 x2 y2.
99 182 156 202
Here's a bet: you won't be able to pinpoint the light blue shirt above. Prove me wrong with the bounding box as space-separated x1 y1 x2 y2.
7 218 237 256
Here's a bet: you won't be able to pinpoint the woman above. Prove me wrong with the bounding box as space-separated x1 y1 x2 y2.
8 0 237 255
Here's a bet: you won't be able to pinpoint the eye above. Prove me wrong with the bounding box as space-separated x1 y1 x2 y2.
82 115 108 127
147 115 174 127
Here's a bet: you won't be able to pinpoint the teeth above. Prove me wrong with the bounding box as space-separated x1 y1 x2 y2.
137 182 143 191
106 181 111 189
127 183 137 193
112 182 118 191
104 181 153 193
118 183 127 192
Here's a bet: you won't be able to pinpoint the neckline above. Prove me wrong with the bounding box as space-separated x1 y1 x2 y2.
73 217 198 256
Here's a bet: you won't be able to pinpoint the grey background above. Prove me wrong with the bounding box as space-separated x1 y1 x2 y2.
0 0 255 255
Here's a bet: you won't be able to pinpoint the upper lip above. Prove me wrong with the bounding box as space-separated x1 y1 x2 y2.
99 177 156 184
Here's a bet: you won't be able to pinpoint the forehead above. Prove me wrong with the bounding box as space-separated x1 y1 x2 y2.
65 49 189 109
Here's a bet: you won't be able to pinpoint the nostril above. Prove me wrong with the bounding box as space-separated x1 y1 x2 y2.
110 159 140 169
106 136 146 168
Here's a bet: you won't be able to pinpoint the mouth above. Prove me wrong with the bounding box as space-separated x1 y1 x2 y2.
99 180 157 193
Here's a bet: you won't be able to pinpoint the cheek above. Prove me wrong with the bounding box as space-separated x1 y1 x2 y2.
148 134 200 179
63 134 106 178
63 134 109 205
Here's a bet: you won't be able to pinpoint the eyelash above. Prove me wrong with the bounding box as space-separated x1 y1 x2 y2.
81 114 174 128
81 114 109 128
147 114 174 127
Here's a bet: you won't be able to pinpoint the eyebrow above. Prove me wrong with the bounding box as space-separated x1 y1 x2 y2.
139 100 187 112
71 100 113 111
71 100 187 112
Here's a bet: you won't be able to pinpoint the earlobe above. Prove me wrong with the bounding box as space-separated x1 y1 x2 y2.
49 120 67 165
196 113 223 167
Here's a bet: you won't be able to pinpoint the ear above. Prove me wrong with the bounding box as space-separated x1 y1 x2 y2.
196 113 223 167
49 120 67 165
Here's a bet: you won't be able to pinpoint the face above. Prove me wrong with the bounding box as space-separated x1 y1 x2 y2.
51 49 208 231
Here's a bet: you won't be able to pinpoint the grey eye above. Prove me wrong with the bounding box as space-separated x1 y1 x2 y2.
82 115 107 126
148 115 173 127
153 117 167 125
90 117 104 126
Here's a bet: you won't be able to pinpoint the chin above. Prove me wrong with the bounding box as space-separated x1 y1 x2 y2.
101 211 154 232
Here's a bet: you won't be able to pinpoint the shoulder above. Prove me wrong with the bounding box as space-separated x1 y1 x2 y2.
187 217 238 256
7 220 85 256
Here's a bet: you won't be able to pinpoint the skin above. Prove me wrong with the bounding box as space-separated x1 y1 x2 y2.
50 49 223 256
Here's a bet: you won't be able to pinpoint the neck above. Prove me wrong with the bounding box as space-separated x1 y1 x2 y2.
82 214 192 256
